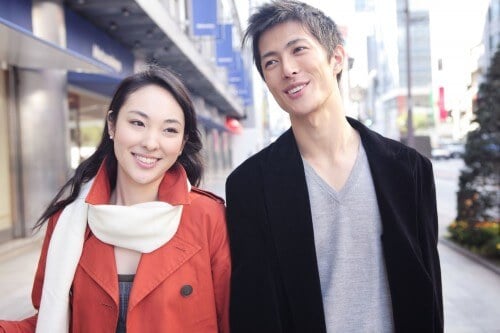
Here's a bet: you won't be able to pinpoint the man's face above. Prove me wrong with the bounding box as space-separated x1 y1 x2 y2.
258 21 343 119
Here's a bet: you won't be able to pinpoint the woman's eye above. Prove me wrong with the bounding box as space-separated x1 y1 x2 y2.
164 127 179 134
130 120 144 127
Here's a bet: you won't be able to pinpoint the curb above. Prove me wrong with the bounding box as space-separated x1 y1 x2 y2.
439 237 500 276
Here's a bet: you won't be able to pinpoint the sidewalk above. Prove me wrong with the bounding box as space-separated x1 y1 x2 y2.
0 235 42 319
440 237 500 276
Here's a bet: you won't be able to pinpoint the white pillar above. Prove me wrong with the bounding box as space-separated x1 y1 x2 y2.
16 0 69 232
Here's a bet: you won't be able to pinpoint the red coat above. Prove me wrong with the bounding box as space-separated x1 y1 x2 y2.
0 163 230 332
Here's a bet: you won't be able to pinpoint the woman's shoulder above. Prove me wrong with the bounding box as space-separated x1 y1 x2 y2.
185 188 226 229
189 187 225 207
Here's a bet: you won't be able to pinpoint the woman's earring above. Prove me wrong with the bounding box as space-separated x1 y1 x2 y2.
110 134 114 140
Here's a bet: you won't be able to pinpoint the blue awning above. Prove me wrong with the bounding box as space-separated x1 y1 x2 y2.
68 72 123 98
0 17 110 73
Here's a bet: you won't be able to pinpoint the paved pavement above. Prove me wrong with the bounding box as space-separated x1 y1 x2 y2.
1 163 499 332
440 241 500 332
433 159 500 332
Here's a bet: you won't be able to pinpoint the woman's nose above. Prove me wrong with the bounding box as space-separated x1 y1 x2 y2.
142 131 160 151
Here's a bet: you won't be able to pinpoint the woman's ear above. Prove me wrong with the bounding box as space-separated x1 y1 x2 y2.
179 136 188 156
107 110 115 139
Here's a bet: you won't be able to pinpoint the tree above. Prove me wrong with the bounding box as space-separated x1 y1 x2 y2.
456 46 500 224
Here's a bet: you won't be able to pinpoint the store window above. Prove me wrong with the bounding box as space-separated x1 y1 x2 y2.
68 90 109 169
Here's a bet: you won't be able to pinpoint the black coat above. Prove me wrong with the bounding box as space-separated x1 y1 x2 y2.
225 118 443 333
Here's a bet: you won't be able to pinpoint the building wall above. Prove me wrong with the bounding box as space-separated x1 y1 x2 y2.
483 0 500 70
0 0 252 241
0 69 12 241
372 0 433 142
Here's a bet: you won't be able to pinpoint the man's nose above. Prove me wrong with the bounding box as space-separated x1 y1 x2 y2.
281 55 299 78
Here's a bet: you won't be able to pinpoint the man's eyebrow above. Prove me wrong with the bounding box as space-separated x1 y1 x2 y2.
261 38 308 59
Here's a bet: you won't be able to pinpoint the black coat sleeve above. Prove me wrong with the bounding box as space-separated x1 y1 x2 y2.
414 154 444 331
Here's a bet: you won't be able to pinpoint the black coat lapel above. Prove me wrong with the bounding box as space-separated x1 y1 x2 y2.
349 118 438 331
262 129 327 333
349 118 421 259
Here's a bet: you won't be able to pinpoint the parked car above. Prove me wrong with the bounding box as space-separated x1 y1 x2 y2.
446 143 465 158
431 142 465 160
431 146 452 160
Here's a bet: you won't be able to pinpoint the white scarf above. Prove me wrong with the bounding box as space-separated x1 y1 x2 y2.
36 178 187 333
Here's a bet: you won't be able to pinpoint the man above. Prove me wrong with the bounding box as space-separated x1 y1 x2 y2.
225 1 443 332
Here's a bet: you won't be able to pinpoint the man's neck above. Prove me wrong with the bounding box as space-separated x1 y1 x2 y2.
291 107 355 159
293 112 360 192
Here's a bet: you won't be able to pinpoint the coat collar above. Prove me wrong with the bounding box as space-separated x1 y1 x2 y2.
78 161 200 309
85 161 191 206
262 127 327 332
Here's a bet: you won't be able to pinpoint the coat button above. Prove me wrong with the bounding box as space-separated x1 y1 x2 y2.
180 285 193 297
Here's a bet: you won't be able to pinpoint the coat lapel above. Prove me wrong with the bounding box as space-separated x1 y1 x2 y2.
349 118 434 329
79 234 119 306
350 118 421 260
127 234 201 311
78 229 201 313
262 129 327 332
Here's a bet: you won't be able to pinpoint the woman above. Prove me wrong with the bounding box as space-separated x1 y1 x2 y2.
0 66 230 332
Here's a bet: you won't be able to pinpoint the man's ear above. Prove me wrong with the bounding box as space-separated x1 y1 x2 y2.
331 44 346 73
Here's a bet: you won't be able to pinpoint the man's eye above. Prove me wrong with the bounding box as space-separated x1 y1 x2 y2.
264 59 277 68
294 46 306 53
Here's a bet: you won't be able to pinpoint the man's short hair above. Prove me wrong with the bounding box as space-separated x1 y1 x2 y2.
243 0 345 82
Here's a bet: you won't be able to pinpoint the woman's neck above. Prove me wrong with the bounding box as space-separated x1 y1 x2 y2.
111 179 160 206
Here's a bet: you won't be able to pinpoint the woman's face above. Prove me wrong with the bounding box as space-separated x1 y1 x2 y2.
108 84 185 193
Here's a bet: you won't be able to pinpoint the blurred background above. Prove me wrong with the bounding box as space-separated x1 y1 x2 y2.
0 0 498 331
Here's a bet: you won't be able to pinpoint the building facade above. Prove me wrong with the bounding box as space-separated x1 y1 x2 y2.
0 0 253 241
481 0 500 73
354 0 433 152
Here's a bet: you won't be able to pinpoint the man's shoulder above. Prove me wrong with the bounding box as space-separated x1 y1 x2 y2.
227 143 272 183
352 118 426 160
231 129 292 173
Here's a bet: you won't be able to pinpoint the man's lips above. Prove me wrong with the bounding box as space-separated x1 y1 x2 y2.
284 82 308 95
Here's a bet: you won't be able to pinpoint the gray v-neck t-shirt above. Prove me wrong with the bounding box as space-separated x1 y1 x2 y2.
303 144 394 332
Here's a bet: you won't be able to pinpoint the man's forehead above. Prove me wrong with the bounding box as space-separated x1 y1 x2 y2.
258 22 313 54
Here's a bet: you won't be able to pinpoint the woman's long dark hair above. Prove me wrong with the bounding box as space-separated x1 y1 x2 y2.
34 66 203 229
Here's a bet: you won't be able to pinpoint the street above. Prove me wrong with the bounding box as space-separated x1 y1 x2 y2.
0 160 499 332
